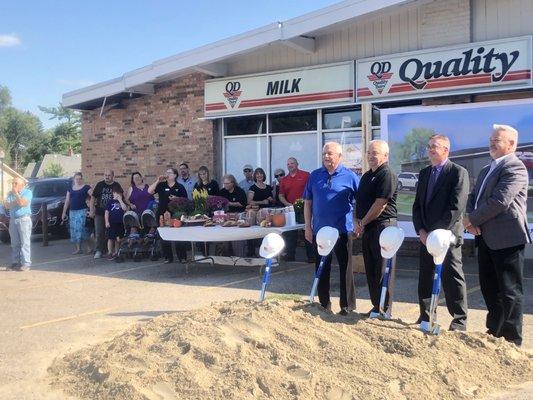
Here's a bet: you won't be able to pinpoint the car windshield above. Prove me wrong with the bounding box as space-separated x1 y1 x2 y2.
29 181 70 198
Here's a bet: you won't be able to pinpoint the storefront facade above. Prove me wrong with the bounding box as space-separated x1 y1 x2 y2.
64 0 533 189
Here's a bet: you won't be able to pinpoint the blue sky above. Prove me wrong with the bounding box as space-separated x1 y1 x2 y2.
0 0 339 129
387 102 533 150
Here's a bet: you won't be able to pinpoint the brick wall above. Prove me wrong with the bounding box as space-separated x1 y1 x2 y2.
81 73 216 188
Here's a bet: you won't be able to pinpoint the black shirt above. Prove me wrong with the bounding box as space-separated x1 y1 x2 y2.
194 180 219 196
249 184 273 208
355 163 398 223
92 181 123 216
219 187 247 212
155 181 187 216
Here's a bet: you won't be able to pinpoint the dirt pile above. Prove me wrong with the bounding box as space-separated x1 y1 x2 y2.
49 300 533 400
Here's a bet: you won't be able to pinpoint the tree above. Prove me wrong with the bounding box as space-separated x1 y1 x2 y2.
39 103 81 154
389 127 435 171
43 162 65 178
0 107 42 170
0 85 11 111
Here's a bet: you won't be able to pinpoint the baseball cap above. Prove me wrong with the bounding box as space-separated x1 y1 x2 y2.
243 164 253 171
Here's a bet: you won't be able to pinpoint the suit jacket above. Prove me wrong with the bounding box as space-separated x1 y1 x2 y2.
466 154 530 250
413 161 469 244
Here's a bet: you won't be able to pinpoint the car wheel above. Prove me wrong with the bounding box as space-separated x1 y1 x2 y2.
0 230 10 244
398 182 403 191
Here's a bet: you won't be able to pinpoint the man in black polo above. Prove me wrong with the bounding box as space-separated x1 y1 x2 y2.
355 140 398 315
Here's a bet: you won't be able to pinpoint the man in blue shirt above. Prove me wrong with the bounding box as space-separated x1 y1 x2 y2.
303 142 359 315
4 177 33 271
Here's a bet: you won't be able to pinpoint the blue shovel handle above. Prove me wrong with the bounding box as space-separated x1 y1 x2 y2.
259 258 273 302
378 258 392 313
431 264 443 295
309 256 326 302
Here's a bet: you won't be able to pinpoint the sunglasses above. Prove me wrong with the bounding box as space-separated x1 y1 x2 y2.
243 169 252 172
275 173 285 178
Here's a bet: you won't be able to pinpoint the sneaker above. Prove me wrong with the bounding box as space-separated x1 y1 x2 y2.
94 251 102 259
107 254 116 261
19 265 31 272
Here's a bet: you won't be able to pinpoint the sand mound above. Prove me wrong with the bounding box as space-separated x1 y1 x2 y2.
49 300 532 400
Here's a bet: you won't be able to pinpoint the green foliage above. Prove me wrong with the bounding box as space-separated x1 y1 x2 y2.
0 85 11 110
43 162 65 178
389 127 435 171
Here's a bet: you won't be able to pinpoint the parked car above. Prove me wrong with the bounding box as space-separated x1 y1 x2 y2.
397 172 419 191
0 177 72 243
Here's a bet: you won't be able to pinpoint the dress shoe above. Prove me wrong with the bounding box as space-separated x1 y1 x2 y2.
338 308 349 316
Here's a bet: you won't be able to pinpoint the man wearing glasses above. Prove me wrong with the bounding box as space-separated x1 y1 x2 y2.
239 164 255 192
412 134 469 331
303 142 359 315
279 157 312 262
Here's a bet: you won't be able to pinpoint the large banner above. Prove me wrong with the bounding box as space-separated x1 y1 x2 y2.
356 36 532 103
205 62 354 117
381 99 533 226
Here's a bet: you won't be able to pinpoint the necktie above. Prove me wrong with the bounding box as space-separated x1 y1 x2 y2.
426 167 438 205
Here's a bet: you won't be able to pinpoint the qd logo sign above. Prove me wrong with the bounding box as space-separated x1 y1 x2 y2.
223 81 242 108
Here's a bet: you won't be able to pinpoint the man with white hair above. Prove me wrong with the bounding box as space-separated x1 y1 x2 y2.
303 142 359 315
4 177 33 271
413 134 469 331
464 124 530 346
355 140 398 315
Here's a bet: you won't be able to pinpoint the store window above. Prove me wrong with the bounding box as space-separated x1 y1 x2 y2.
269 110 317 133
322 107 362 129
224 115 266 136
270 134 318 180
224 136 268 181
323 131 363 176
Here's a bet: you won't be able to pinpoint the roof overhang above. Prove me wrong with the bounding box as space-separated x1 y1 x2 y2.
63 0 422 110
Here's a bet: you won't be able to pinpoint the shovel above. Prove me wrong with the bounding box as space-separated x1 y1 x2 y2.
309 226 339 303
420 229 456 335
258 233 285 302
370 226 404 319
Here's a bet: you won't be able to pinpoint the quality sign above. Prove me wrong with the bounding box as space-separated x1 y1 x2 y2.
356 36 532 102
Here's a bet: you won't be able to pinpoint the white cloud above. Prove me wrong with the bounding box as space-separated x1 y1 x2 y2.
57 79 96 88
0 33 21 47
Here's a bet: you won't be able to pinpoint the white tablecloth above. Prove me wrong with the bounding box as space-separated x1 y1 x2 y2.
158 224 304 242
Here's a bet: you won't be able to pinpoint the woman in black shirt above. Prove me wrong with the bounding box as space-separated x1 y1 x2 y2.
247 167 274 208
219 174 247 212
148 168 188 263
194 166 219 196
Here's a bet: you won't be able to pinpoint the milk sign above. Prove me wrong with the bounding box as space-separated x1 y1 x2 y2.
356 36 532 102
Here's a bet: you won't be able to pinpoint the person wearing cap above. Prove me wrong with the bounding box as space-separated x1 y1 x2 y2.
464 124 529 346
355 140 398 316
239 164 255 192
412 134 469 331
279 157 313 262
303 142 359 315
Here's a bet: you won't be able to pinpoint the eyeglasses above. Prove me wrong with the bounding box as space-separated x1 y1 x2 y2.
243 169 252 173
275 173 285 178
426 143 446 150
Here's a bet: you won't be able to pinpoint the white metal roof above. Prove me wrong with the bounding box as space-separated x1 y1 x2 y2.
63 0 420 109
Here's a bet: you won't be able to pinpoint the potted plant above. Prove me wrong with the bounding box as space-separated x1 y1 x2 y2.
206 195 229 216
168 197 193 220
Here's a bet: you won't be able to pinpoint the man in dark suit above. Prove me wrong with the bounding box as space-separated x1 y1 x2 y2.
464 124 529 346
412 134 469 331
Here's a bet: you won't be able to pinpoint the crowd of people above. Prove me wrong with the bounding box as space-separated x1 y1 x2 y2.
3 125 527 346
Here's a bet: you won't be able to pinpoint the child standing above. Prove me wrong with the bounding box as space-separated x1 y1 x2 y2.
104 188 128 260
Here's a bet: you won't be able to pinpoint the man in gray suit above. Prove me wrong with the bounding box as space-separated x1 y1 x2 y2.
464 124 530 346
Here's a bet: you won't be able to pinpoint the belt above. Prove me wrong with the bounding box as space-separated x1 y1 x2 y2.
365 218 397 229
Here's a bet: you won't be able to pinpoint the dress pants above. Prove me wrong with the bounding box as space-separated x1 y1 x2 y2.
362 220 395 311
478 236 524 346
313 233 356 310
418 242 468 330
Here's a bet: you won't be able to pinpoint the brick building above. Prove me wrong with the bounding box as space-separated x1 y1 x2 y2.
64 0 533 192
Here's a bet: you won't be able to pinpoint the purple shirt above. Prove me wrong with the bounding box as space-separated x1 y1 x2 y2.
129 184 154 214
432 158 449 180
